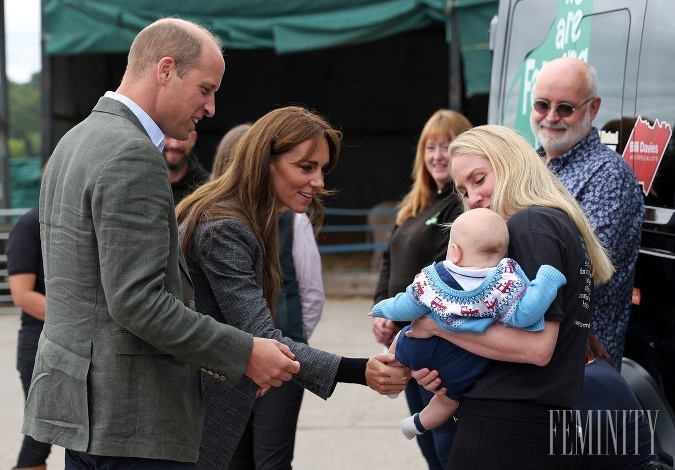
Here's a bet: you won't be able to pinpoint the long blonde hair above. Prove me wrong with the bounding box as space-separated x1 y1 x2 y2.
397 109 472 226
448 125 614 284
176 106 341 312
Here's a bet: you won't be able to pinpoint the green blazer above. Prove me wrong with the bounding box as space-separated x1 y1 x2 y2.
23 96 254 462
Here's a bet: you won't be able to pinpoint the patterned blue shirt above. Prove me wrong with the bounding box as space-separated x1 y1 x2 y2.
538 128 645 365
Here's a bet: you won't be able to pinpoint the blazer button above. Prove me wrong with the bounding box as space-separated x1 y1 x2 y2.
186 299 195 309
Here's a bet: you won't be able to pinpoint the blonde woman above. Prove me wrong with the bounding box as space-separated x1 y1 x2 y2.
409 125 614 469
372 109 472 468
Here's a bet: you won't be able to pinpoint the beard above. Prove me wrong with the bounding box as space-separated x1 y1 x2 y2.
164 154 190 171
530 109 593 156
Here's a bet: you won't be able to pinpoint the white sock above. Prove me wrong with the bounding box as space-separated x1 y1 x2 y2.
400 413 424 440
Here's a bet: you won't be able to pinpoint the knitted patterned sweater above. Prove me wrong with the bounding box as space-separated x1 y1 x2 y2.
371 258 566 334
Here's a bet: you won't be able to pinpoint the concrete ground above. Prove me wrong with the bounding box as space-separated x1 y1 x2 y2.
0 295 426 470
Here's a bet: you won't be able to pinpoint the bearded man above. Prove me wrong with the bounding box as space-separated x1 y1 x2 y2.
163 130 209 204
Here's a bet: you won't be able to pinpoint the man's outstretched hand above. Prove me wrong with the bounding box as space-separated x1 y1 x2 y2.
244 338 300 391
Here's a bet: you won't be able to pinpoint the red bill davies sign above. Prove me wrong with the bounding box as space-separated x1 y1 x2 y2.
622 116 673 196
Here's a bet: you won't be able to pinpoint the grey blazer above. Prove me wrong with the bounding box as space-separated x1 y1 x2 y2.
183 218 341 470
23 96 254 462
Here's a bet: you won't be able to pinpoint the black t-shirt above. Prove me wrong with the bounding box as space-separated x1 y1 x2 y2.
171 153 210 205
463 206 593 409
6 208 45 361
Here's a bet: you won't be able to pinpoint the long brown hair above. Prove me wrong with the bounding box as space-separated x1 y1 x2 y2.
397 109 472 226
176 106 341 312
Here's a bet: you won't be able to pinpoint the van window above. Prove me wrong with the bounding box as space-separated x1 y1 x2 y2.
587 11 629 131
636 0 675 208
498 0 555 131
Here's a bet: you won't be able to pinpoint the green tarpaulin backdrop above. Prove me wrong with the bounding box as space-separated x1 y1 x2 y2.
9 157 41 209
43 0 497 96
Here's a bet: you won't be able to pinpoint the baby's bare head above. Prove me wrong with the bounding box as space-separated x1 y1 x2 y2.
449 208 509 267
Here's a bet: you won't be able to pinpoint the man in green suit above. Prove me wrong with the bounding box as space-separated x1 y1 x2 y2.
23 18 301 469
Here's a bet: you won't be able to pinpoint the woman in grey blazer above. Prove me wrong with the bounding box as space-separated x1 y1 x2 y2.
176 106 411 469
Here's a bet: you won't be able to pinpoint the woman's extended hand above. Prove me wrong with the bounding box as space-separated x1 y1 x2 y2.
365 352 411 395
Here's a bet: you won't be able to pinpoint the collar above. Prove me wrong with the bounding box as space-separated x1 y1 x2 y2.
104 91 165 152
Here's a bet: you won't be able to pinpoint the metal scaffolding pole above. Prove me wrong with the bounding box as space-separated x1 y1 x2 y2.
0 0 11 209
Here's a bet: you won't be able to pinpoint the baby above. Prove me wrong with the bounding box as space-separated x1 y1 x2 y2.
371 208 566 439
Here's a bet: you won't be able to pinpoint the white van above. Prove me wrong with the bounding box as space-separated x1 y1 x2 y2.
487 0 675 413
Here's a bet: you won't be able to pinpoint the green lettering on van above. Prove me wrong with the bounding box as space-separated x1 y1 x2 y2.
506 0 594 146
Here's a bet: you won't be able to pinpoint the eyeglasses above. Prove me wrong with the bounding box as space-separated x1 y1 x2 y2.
425 143 450 153
532 97 595 118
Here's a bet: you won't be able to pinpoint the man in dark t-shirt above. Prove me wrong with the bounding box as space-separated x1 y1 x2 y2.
7 207 52 467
